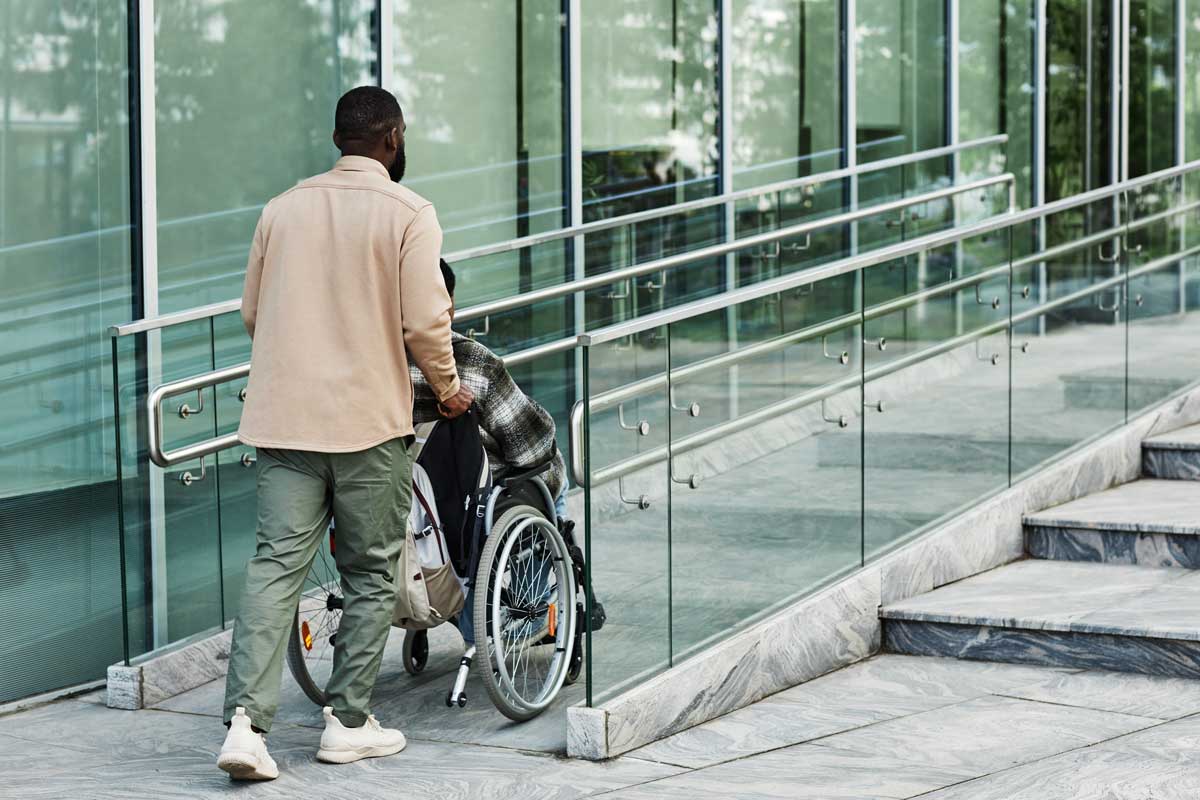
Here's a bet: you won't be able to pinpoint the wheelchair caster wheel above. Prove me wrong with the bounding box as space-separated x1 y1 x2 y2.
457 694 467 708
404 630 428 676
445 692 454 708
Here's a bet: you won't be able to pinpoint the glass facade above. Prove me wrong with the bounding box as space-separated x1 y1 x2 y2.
2 2 1198 704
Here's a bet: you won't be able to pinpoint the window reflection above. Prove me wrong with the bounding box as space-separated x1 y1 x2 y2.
154 0 375 313
732 0 842 188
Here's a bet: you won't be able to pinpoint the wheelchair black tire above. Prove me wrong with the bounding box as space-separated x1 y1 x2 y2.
286 608 331 707
473 504 577 722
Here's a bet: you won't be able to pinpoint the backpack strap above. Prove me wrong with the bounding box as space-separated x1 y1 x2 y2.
412 483 447 565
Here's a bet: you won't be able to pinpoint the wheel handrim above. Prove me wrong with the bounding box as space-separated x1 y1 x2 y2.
487 516 575 713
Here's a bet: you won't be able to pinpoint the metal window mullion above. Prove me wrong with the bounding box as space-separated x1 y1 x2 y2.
1117 0 1127 183
137 0 168 650
1035 0 1048 335
949 0 963 335
378 0 394 90
1179 0 1188 313
719 0 737 422
568 0 584 401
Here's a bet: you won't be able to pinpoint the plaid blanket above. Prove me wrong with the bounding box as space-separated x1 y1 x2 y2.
410 333 566 500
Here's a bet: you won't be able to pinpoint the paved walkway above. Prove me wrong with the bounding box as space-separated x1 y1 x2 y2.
7 653 1200 799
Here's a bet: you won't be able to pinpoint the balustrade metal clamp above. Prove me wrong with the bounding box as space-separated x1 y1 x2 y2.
1011 341 1031 354
864 400 886 413
975 284 1001 310
238 387 247 402
1098 240 1122 263
865 337 887 352
976 339 1002 365
671 470 702 490
617 405 651 437
178 388 205 419
782 234 812 254
467 316 491 340
822 335 850 365
241 453 256 468
821 399 849 429
179 456 207 486
1135 294 1145 307
618 478 650 510
670 387 701 417
1013 285 1032 299
1097 291 1122 313
603 280 632 301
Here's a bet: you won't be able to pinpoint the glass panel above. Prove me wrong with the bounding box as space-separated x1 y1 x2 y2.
393 0 567 251
856 0 947 166
154 0 375 312
959 0 1037 207
1186 1 1200 162
157 321 224 642
1011 216 1128 477
731 0 843 189
1045 0 1115 202
581 1 723 325
862 229 1012 558
0 2 133 701
212 312 254 617
582 328 671 703
1128 0 1178 179
581 0 720 218
1127 179 1200 414
667 273 863 658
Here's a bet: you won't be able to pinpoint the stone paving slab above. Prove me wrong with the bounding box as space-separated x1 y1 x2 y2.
626 655 1070 769
10 654 1200 799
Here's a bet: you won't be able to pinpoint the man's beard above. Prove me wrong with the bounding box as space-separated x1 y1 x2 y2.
388 145 406 182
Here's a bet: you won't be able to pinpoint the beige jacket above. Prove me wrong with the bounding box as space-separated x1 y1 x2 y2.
238 156 460 452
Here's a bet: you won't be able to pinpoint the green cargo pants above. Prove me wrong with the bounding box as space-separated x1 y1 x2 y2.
222 436 413 733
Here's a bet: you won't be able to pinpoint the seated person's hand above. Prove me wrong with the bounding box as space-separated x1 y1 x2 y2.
437 385 475 418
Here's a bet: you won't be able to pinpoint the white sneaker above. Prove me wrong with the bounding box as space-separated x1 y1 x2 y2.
316 706 407 764
217 707 279 780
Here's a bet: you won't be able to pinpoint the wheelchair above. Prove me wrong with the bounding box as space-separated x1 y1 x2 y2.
285 415 587 722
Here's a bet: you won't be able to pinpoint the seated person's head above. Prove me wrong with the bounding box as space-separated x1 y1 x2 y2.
439 258 456 319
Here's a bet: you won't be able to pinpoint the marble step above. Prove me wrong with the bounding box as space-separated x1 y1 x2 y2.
1023 480 1200 569
1142 424 1200 481
881 559 1200 678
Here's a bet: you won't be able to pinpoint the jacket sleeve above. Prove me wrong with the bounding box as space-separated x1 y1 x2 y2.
479 355 560 478
399 204 460 402
240 215 266 339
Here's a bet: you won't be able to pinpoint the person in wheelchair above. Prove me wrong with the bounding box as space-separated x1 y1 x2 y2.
410 260 569 517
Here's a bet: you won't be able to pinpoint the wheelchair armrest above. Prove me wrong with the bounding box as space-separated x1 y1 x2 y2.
499 449 557 488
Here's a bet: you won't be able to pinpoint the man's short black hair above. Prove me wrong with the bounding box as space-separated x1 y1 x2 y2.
439 259 456 297
334 86 402 142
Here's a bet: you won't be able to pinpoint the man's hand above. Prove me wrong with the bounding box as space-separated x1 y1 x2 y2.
437 385 475 418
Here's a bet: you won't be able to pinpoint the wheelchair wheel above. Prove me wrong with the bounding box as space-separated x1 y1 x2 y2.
403 629 428 675
286 529 342 707
473 504 576 722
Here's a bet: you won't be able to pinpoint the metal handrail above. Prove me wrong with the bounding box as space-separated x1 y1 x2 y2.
577 159 1200 347
139 176 1014 468
109 135 1009 337
147 363 250 468
575 245 1199 487
454 173 1014 324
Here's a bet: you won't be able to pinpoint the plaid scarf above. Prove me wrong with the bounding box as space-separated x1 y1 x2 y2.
410 333 566 500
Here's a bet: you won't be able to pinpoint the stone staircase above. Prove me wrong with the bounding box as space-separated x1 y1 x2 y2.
881 423 1200 678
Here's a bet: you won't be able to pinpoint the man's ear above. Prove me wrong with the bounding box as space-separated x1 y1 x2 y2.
386 127 400 153
332 130 341 149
